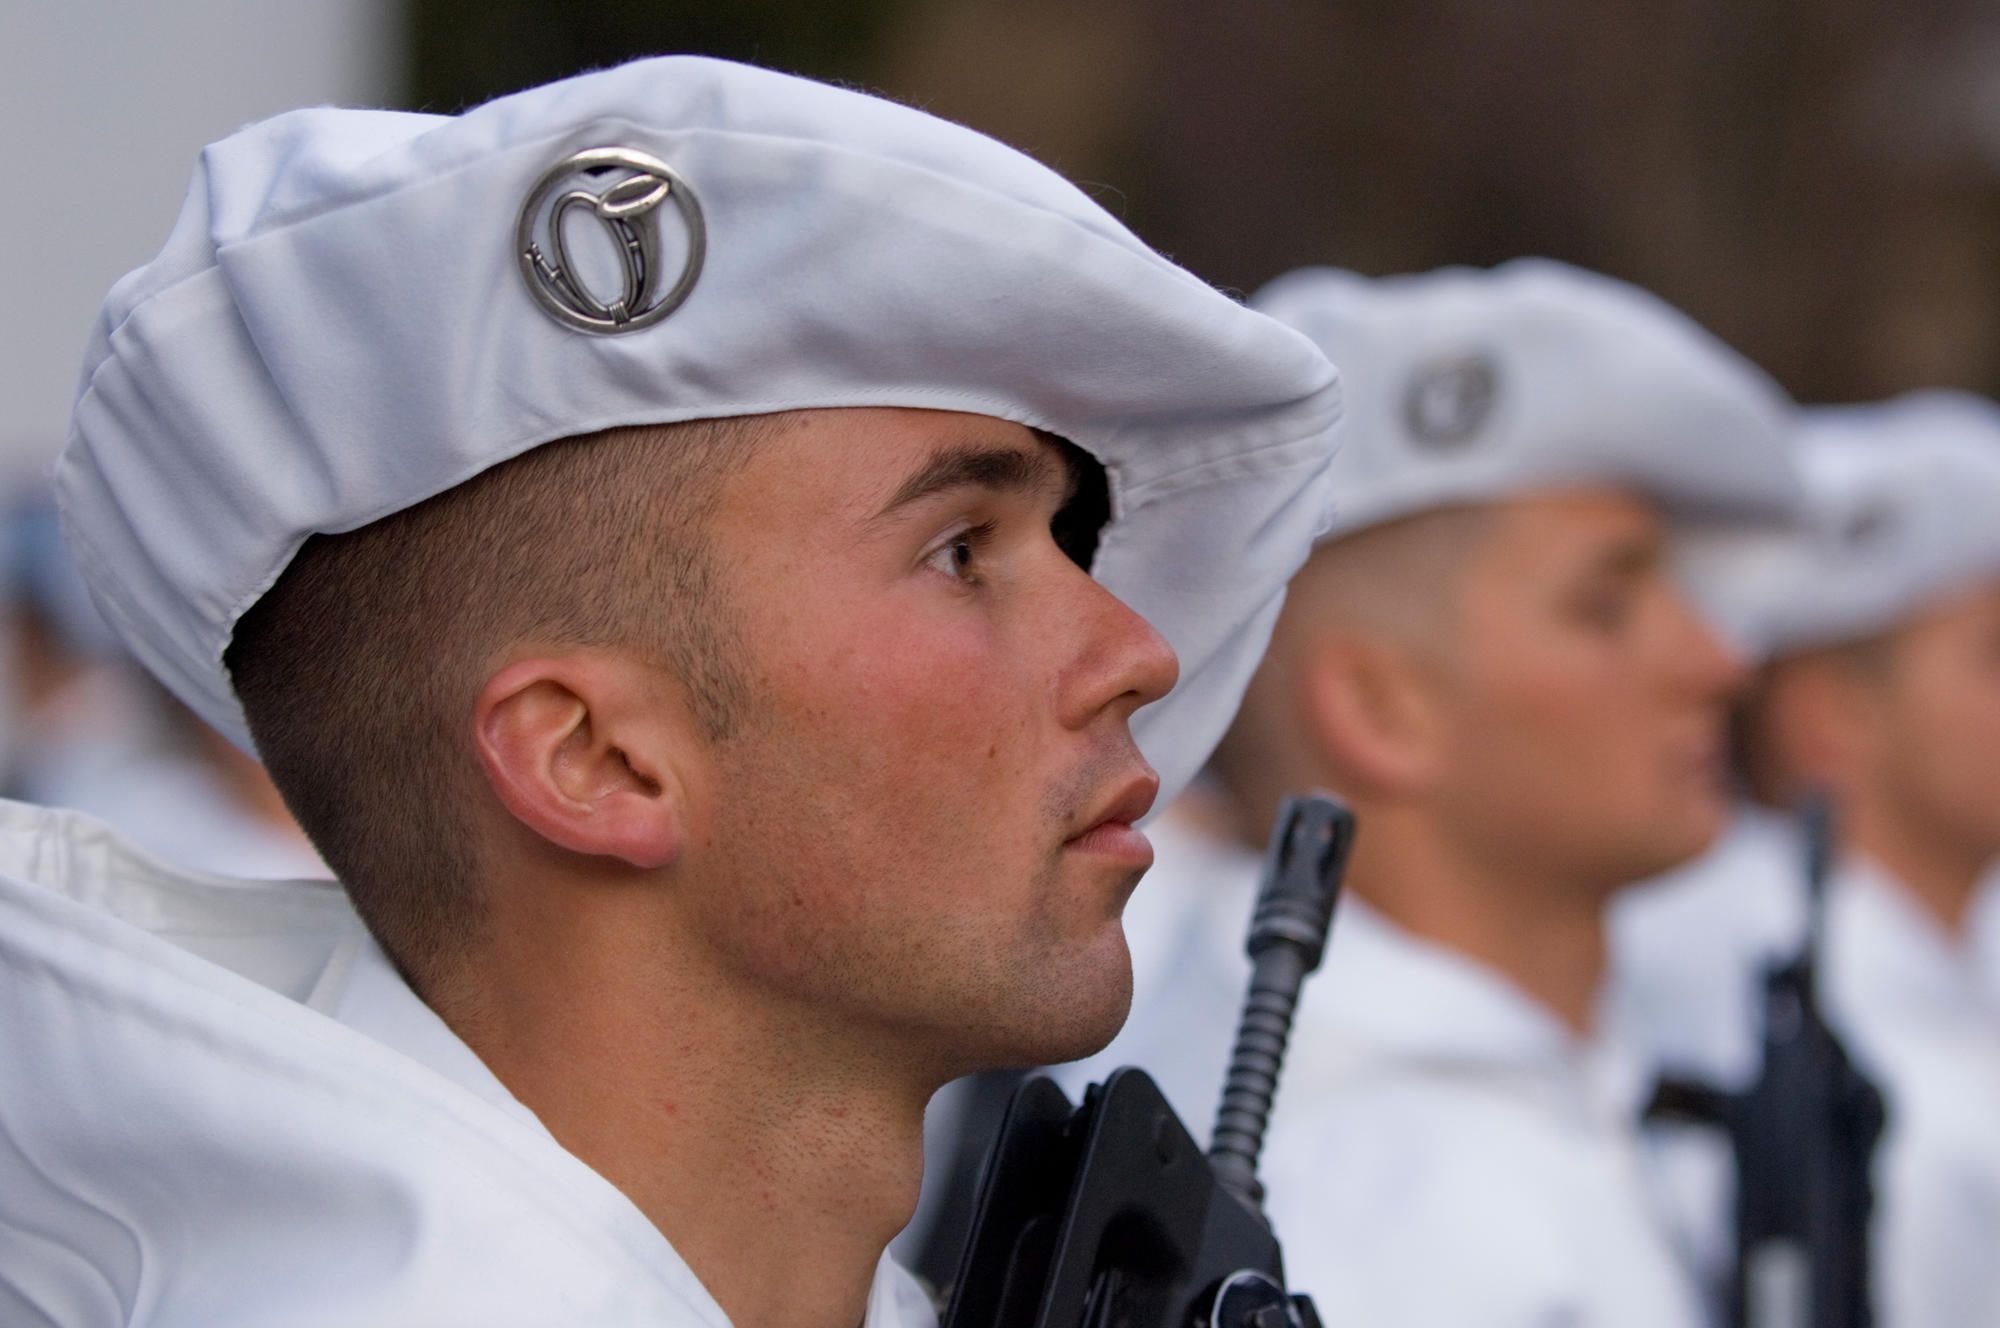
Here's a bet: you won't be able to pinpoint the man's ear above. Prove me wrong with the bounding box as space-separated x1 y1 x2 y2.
1297 633 1445 798
471 652 690 870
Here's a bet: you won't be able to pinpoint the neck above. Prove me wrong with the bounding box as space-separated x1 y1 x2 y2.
1843 794 1988 937
202 731 318 842
440 890 927 1328
1336 804 1609 1035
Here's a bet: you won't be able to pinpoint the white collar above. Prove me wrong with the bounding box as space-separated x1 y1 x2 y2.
1828 856 1994 1028
304 923 548 1132
0 799 938 1327
1316 898 1573 1062
302 929 938 1325
1298 897 1649 1122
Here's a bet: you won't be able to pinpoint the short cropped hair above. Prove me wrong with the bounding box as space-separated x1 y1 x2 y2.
227 416 769 990
1210 505 1493 823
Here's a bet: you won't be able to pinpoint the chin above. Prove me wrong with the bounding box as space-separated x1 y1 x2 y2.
995 952 1134 1070
1682 790 1733 851
945 1009 1128 1080
1616 815 1725 887
1045 999 1134 1066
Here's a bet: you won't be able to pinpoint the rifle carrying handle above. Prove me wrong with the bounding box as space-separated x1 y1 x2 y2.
1209 794 1356 1213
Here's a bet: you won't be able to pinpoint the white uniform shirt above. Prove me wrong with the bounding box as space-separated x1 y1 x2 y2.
1827 860 2000 1326
1265 901 1706 1327
1971 869 2000 1015
1067 811 1705 1327
0 800 934 1327
1610 809 1809 1092
1612 814 2000 1327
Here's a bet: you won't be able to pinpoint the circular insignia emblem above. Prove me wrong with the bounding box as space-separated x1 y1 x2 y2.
1402 353 1499 449
1840 497 1897 550
516 146 705 334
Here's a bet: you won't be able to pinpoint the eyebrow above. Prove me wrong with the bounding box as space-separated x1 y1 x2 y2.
873 439 1077 523
1586 534 1664 580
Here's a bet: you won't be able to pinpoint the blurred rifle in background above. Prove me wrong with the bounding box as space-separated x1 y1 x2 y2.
1647 793 1886 1328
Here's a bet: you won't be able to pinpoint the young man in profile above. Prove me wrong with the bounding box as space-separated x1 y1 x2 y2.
0 56 1340 1327
1067 260 1798 1326
1615 391 2000 1327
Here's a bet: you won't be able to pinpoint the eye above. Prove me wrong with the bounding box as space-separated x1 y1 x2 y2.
1572 584 1636 633
922 521 996 585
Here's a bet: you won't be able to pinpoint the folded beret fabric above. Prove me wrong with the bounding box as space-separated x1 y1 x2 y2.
58 55 1342 805
1676 390 2000 659
1253 259 1795 540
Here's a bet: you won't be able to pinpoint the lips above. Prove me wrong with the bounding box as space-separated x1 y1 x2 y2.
1077 770 1160 834
1064 769 1161 864
1674 720 1729 780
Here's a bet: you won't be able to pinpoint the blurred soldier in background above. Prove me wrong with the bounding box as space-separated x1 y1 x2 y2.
1614 390 2000 1327
1065 259 1798 1325
1 494 324 878
0 494 145 802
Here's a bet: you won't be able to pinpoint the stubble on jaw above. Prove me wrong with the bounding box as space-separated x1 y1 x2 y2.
991 743 1153 1060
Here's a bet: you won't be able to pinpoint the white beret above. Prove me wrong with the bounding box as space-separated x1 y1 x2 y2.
1251 259 1796 539
1675 390 2000 660
56 55 1341 805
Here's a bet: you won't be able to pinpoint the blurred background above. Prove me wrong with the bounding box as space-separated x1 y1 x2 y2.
410 0 2000 408
3 0 1999 864
11 0 2000 482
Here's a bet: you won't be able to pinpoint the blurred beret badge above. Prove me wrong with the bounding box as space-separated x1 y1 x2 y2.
1402 351 1499 449
1839 497 1897 551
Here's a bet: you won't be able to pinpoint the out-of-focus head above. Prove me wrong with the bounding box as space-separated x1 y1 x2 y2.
1227 260 1797 896
0 494 133 790
4 497 118 666
1685 392 2000 871
56 56 1342 1067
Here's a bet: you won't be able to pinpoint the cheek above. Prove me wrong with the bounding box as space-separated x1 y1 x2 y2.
849 617 1033 771
1447 642 1705 824
749 597 1054 853
1890 662 2000 826
1454 640 1630 781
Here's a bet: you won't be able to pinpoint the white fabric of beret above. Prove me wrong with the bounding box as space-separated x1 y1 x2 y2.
1251 259 1797 540
56 55 1341 807
1673 390 2000 661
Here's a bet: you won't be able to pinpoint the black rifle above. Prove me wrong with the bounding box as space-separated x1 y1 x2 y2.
1646 794 1886 1328
942 793 1356 1328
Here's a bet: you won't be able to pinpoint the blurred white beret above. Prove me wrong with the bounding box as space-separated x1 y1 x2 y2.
1676 390 2000 660
56 55 1341 805
1251 259 1797 540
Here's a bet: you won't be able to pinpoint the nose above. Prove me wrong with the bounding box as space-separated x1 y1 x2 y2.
1056 570 1181 731
1665 585 1751 702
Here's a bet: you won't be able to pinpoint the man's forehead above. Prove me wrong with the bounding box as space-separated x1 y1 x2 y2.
719 407 1073 533
1474 487 1668 574
754 408 1069 518
875 424 1073 518
1491 485 1662 535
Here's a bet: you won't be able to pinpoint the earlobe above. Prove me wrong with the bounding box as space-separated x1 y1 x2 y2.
472 656 685 870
